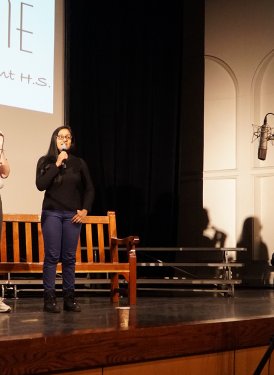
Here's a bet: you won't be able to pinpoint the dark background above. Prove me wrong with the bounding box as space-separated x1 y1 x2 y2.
65 0 205 248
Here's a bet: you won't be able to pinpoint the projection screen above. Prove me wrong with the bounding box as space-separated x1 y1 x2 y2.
0 0 64 213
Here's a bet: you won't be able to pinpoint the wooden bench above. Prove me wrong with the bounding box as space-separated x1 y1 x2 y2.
0 211 139 304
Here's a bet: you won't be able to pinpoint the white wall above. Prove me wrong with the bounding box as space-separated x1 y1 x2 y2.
204 0 274 258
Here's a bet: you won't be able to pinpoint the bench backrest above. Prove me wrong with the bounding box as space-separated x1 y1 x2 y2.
0 211 118 264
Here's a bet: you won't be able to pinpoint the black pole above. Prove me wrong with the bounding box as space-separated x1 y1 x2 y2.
253 335 274 375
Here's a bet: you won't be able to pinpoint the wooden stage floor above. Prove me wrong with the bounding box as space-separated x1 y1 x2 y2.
1 288 274 374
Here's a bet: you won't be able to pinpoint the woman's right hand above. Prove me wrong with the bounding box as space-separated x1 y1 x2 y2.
56 151 68 167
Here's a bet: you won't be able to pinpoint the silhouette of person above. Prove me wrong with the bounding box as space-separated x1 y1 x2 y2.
237 216 268 263
176 208 227 279
237 216 269 285
197 208 227 248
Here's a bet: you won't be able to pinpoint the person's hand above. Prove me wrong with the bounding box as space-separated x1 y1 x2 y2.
56 151 68 167
72 209 88 223
0 131 4 150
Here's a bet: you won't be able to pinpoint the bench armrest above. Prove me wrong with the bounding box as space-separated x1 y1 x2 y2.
110 236 139 262
111 236 140 249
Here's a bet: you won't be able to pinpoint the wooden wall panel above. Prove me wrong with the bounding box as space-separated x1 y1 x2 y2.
235 346 269 375
104 351 234 375
59 370 101 375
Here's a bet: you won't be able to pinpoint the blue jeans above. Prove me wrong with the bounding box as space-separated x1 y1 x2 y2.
41 210 82 291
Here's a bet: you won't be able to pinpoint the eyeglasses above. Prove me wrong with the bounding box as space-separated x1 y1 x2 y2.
56 135 72 141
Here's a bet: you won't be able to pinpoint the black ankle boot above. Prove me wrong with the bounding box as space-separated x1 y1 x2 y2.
63 289 81 312
44 289 61 313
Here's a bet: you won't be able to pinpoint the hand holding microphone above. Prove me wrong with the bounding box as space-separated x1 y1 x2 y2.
56 144 68 168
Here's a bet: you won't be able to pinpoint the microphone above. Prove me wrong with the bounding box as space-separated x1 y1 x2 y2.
257 113 274 160
61 144 67 168
258 120 268 160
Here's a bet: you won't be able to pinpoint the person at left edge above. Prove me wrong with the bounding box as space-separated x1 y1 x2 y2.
36 126 95 313
0 133 11 313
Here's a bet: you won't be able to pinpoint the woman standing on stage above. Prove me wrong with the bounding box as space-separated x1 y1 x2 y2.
36 126 95 313
0 132 11 313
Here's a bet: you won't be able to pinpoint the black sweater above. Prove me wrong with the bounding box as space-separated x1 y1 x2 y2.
36 154 95 212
